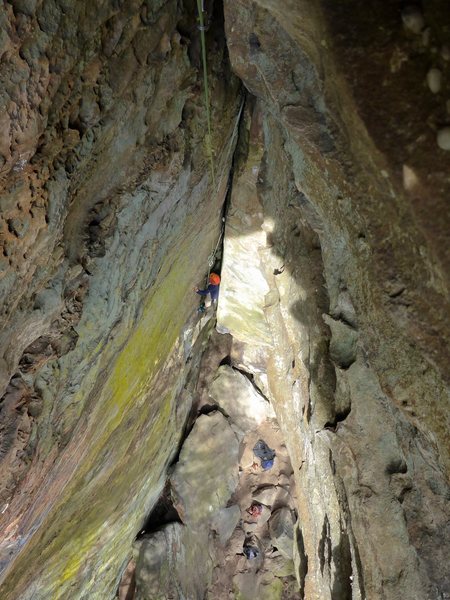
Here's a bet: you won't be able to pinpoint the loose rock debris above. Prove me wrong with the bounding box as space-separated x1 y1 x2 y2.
129 353 299 599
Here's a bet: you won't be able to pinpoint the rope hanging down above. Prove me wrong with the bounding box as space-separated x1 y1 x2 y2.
196 0 216 188
205 97 245 282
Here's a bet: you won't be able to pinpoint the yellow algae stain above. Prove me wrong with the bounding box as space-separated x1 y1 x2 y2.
0 215 214 600
95 255 190 434
42 251 194 593
57 390 175 591
53 401 174 596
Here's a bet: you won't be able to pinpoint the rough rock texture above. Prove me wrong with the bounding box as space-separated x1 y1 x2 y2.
211 505 241 546
268 507 295 560
170 410 239 527
0 0 449 599
134 522 211 600
208 364 275 436
133 348 298 600
0 1 240 598
217 1 450 598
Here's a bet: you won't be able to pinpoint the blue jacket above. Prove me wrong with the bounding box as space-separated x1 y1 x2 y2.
197 284 220 301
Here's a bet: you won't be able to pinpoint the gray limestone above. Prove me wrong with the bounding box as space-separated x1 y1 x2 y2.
268 508 295 559
209 365 275 436
170 411 240 527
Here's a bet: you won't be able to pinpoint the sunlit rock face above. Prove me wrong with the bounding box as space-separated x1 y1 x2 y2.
218 0 450 598
0 1 240 598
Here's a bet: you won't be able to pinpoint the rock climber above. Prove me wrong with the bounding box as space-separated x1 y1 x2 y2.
194 272 221 307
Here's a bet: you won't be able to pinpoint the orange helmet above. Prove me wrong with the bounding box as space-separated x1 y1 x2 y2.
209 273 221 285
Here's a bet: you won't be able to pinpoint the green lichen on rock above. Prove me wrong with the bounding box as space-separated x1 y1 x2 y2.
0 192 231 598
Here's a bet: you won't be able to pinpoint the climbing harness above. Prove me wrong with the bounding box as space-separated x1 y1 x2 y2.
196 0 216 188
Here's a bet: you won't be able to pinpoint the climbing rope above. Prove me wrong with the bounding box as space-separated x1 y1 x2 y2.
196 95 244 314
204 97 245 284
196 0 216 188
195 0 246 295
206 216 225 269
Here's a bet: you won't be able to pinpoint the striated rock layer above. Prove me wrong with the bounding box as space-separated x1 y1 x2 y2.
0 0 240 598
218 1 450 598
0 0 449 599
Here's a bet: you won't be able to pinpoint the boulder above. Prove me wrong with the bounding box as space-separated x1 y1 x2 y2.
209 365 275 435
252 485 278 506
134 522 210 600
269 507 295 559
170 411 239 527
211 505 241 546
323 314 358 368
252 485 291 509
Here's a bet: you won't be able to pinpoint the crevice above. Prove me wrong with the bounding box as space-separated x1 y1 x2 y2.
386 458 408 475
218 354 232 366
353 536 366 600
230 364 271 404
305 394 312 424
198 403 228 418
332 473 367 600
296 526 308 599
323 404 351 432
136 481 182 539
329 449 336 475
318 514 331 576
388 286 406 299
331 523 353 600
331 313 358 330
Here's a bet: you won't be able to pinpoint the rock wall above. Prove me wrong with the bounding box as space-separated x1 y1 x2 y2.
0 1 241 598
0 0 449 599
218 1 450 599
132 338 300 600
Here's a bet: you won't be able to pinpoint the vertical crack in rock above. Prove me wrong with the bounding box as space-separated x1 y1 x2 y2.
0 0 449 599
295 525 309 600
0 0 242 597
318 514 331 577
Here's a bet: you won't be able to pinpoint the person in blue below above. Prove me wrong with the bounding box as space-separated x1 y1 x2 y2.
194 272 221 308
